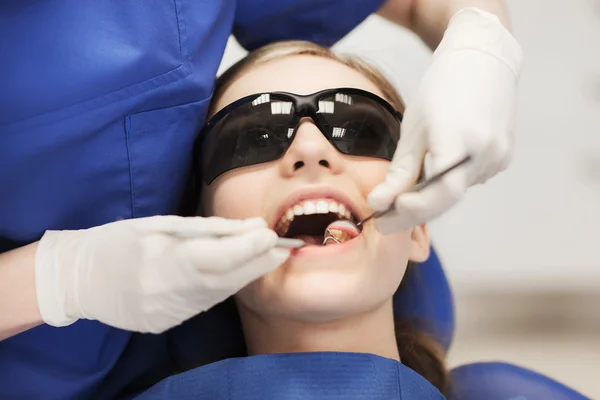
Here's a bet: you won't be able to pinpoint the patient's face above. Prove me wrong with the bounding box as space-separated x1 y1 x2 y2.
202 55 429 322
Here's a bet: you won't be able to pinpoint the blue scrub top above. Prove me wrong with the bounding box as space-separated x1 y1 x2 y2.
0 1 385 398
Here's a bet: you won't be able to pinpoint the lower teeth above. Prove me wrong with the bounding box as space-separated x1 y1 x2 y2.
291 221 358 246
323 228 350 245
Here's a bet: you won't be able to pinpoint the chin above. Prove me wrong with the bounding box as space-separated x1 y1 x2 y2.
273 277 386 322
238 246 408 323
284 298 370 323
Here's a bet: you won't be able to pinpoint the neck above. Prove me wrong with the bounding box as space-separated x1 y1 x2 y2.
237 300 400 362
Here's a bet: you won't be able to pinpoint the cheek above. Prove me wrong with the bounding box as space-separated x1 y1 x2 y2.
351 158 411 283
347 159 389 196
206 174 269 219
370 231 412 286
351 231 411 314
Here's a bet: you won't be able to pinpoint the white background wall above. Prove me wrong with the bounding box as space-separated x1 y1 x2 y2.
219 0 600 294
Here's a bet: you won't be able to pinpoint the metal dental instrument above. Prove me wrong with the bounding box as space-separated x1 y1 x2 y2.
167 229 308 249
274 237 310 249
354 154 472 229
175 155 472 250
321 154 473 243
322 229 342 245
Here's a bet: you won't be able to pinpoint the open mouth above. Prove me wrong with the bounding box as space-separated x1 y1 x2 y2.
274 198 361 246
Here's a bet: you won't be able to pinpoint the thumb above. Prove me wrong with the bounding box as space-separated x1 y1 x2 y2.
227 247 290 288
184 228 280 273
368 149 422 212
368 113 427 212
375 155 468 233
132 215 267 237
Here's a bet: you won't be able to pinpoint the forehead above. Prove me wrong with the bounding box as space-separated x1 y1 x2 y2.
216 55 387 110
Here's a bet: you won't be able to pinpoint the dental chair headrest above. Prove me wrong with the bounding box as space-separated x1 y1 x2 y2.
395 247 455 351
449 362 590 400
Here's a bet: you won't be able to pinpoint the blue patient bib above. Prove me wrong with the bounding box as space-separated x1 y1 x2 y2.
136 352 446 400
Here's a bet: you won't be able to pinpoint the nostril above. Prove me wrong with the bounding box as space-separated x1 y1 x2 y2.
293 161 304 170
319 160 330 168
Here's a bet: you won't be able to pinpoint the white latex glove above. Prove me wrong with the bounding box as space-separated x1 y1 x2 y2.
368 8 523 233
35 216 288 333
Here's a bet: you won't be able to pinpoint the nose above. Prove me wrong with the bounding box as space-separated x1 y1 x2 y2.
279 119 344 179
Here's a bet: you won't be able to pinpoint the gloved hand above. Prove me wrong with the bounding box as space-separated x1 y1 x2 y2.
368 8 523 233
34 216 288 333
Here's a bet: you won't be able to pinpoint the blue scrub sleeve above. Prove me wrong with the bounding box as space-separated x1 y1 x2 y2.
233 0 388 50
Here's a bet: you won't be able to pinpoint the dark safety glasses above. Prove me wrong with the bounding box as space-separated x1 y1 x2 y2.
195 88 403 184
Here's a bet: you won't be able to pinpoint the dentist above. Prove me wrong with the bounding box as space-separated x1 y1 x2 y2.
0 0 522 398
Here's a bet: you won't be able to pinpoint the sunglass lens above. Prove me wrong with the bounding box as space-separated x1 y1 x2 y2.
317 92 400 159
202 96 296 183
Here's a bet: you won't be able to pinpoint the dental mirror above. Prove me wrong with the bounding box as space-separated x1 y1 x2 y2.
322 154 472 245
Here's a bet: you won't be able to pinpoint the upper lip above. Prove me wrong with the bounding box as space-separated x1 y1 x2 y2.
270 186 367 229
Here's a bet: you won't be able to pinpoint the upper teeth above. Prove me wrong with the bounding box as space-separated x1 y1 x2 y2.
276 199 353 234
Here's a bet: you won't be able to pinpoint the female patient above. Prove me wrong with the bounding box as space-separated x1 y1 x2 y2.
140 41 448 399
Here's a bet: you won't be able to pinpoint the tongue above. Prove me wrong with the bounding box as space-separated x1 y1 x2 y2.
293 234 320 245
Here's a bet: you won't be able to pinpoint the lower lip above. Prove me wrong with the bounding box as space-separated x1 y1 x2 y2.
290 233 364 258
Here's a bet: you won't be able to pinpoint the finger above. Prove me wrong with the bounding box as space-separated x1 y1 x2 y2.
182 228 280 273
374 155 469 233
368 147 423 212
368 115 428 211
183 216 268 236
395 108 429 158
374 179 462 234
472 139 512 185
133 215 267 237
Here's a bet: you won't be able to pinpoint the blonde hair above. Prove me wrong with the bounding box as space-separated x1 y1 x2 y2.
213 41 405 114
202 41 449 395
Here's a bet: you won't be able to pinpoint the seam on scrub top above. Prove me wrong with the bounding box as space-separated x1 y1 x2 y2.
396 361 403 398
172 0 185 59
226 362 231 400
125 115 137 218
173 0 197 79
2 1 199 130
1 0 189 131
1 66 190 133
